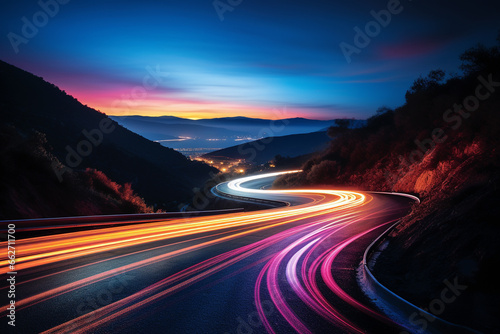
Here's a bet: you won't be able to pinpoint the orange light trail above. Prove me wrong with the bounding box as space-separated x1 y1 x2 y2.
0 171 417 333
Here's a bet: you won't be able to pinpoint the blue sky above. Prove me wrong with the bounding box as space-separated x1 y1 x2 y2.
1 0 499 119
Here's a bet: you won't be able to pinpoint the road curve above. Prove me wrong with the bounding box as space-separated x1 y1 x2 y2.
1 171 416 334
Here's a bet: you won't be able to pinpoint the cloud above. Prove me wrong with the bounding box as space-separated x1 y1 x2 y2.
336 75 404 84
376 37 451 60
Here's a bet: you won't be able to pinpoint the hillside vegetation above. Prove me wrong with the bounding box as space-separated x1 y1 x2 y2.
0 126 153 218
275 36 500 332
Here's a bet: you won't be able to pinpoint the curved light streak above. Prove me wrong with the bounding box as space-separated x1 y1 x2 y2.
0 170 416 333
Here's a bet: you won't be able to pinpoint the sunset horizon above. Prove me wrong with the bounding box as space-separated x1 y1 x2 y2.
3 1 498 121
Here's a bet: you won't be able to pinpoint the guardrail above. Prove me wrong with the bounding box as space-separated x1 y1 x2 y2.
212 183 291 208
360 221 482 334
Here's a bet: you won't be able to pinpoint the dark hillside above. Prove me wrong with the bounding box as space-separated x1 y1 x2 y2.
0 60 217 216
274 36 500 332
0 126 153 218
203 131 332 164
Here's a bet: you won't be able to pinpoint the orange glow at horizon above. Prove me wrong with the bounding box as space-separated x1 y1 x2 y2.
67 88 330 120
102 100 301 120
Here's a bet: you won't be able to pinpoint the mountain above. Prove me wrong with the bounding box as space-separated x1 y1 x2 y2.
196 117 365 137
203 131 332 164
110 115 366 155
110 116 250 141
0 60 217 216
274 39 500 332
110 115 366 138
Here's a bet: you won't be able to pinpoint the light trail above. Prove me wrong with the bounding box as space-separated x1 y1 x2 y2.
0 171 416 333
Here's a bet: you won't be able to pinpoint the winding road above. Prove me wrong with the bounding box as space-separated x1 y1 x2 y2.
1 171 416 333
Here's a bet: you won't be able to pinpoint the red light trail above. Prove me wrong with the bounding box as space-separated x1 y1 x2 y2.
0 171 416 333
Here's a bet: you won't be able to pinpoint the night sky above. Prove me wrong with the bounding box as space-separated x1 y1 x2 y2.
1 0 499 119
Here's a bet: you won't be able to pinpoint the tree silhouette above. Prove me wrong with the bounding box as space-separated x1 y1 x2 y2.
459 31 500 75
405 69 445 100
334 118 351 129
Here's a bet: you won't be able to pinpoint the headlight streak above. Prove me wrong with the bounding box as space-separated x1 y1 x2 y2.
256 212 378 334
0 170 414 333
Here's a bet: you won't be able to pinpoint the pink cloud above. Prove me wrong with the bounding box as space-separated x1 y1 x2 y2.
377 38 450 60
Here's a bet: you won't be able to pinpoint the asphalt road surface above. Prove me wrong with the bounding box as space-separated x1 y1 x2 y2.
0 171 416 334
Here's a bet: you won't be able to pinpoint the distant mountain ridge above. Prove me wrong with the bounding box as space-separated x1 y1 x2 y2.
110 115 366 154
110 116 251 140
111 115 366 135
